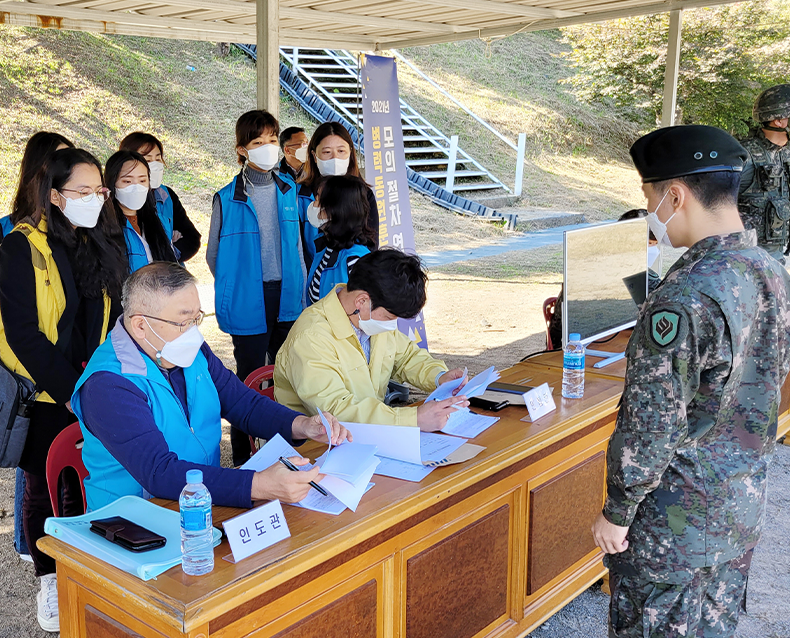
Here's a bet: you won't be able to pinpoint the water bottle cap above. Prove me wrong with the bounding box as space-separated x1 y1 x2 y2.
569 333 581 342
186 469 203 484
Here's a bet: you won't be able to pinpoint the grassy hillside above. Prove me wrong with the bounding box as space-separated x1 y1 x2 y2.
0 28 315 215
398 33 645 219
0 25 644 236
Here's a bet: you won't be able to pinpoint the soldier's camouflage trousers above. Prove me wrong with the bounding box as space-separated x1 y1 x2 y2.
608 550 751 638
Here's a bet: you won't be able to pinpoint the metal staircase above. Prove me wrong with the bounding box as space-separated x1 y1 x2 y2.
234 44 515 220
280 48 509 195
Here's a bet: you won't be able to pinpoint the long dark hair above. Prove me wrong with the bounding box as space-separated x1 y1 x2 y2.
299 122 360 194
12 131 74 225
317 175 375 250
36 148 127 300
104 151 176 263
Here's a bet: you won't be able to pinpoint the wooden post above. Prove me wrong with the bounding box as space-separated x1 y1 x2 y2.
514 132 527 197
445 135 459 193
256 0 279 119
660 9 683 128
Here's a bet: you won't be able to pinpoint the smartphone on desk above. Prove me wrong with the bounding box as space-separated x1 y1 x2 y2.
90 516 167 552
469 397 509 411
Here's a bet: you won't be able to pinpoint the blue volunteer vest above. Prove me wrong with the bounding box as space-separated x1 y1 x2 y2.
154 186 175 240
122 218 151 273
213 170 306 335
0 215 13 239
298 185 320 263
308 242 370 305
72 320 222 511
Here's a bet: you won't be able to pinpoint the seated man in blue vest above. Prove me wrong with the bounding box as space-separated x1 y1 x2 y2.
72 262 349 511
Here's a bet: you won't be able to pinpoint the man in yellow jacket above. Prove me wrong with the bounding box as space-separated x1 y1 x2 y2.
275 249 468 430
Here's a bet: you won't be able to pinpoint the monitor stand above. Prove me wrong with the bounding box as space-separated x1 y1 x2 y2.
585 349 626 369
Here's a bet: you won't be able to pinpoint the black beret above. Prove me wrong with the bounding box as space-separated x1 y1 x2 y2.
630 125 748 183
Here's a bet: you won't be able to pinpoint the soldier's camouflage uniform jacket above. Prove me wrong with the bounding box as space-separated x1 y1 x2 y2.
603 230 790 584
738 129 790 257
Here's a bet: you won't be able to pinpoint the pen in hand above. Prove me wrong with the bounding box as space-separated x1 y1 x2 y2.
278 456 328 497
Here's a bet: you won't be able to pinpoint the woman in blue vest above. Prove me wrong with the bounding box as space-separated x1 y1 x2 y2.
3 131 74 564
307 175 374 305
298 123 380 261
105 151 177 273
206 109 307 466
118 132 201 263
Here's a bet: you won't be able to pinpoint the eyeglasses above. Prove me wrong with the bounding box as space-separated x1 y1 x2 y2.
60 187 111 203
137 311 205 332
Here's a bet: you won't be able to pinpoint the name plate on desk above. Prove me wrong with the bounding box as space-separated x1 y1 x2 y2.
223 500 291 563
521 383 557 423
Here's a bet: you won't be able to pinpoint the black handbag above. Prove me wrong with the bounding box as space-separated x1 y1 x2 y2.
0 360 37 468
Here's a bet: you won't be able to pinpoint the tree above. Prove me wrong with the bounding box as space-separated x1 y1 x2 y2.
561 1 790 137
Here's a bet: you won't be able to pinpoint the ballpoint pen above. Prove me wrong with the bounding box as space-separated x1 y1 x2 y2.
278 456 329 496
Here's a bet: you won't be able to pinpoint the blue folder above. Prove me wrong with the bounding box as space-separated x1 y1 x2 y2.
44 495 221 580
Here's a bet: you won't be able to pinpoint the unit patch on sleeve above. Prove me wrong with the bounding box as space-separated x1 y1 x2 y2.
650 310 681 347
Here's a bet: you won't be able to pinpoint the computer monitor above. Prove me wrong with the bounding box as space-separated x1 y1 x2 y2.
562 218 649 364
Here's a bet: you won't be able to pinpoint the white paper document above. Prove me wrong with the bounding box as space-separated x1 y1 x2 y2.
294 483 375 516
243 435 378 514
441 409 500 439
373 456 436 482
241 433 300 472
419 431 467 463
458 365 501 399
343 422 422 464
316 442 379 484
318 456 379 511
343 423 468 465
425 367 468 402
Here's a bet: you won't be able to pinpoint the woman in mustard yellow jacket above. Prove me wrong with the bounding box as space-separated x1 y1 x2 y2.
0 148 126 633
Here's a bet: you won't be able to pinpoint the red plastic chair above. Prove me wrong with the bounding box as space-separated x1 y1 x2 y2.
45 422 88 517
243 366 275 454
543 296 559 351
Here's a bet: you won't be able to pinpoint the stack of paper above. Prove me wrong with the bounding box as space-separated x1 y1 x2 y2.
241 434 379 515
44 496 222 580
441 409 500 438
426 366 502 438
343 423 485 483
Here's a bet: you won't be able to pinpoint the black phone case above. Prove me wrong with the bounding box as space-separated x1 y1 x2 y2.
89 516 167 553
469 397 509 411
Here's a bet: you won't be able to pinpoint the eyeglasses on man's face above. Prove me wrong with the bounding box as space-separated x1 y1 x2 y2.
137 310 205 333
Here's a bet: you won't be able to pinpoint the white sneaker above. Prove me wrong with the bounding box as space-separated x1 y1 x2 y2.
36 573 59 633
19 553 33 563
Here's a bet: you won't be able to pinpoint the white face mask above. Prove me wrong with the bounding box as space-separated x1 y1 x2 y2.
246 144 279 171
647 245 661 269
144 319 205 368
58 193 103 229
307 202 326 229
115 183 149 212
358 300 399 336
645 190 676 248
294 146 308 163
316 156 350 177
148 161 165 189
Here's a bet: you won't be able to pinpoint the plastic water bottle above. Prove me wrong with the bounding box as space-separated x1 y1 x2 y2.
562 333 585 399
179 469 214 576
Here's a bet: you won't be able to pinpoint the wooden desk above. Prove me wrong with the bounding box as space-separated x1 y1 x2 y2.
530 330 632 380
41 363 626 638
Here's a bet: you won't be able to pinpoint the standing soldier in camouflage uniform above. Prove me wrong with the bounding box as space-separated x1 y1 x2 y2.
592 125 790 638
738 84 790 263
